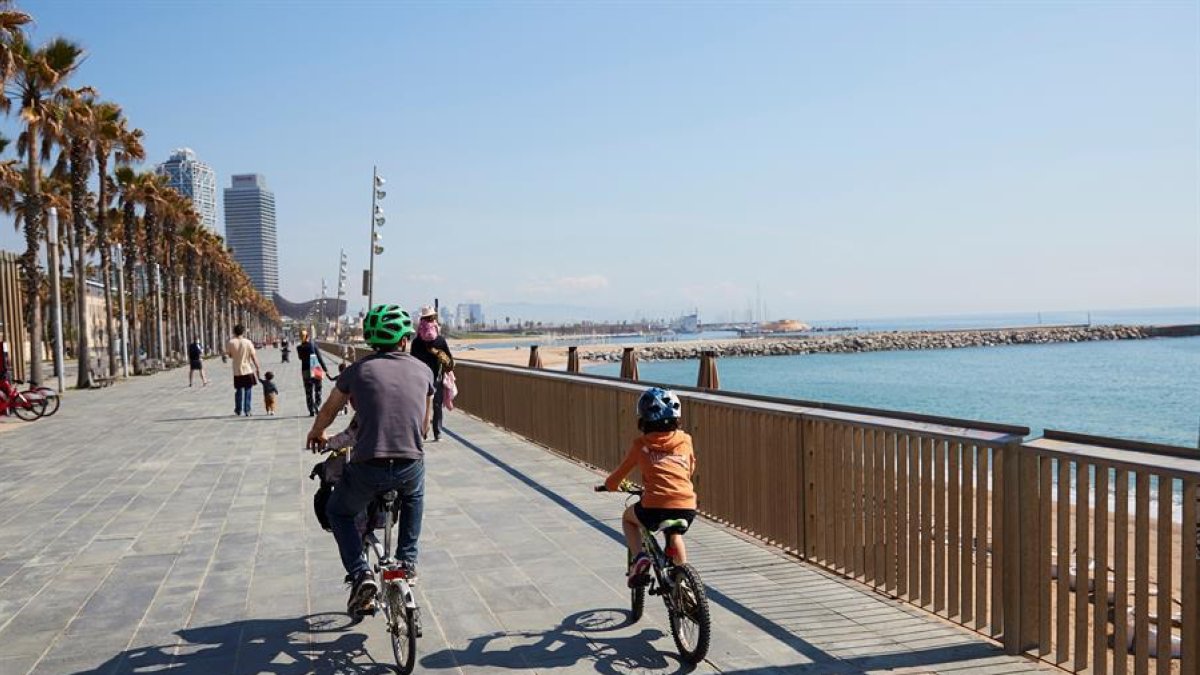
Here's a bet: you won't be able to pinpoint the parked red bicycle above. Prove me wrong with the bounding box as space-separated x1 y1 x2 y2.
0 378 47 420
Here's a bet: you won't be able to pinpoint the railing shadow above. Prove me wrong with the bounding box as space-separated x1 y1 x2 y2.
67 613 396 675
421 608 695 673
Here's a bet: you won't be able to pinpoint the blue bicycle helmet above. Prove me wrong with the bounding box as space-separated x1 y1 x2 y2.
637 387 682 422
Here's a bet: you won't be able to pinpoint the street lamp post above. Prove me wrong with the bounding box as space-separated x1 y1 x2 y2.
45 208 65 393
366 166 386 310
336 249 347 341
114 244 130 378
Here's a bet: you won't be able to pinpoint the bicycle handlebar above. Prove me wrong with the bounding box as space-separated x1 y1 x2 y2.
594 484 644 495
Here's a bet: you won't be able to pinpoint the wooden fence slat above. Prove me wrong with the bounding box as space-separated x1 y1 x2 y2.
897 433 909 600
1114 468 1130 675
885 430 897 594
962 442 975 626
992 446 1004 637
934 438 946 615
1155 476 1172 675
1075 461 1091 672
852 427 864 578
873 429 886 588
910 434 922 603
1182 477 1198 675
1056 457 1071 664
948 440 961 621
976 444 989 632
1094 465 1110 675
1135 472 1150 675
1038 455 1052 657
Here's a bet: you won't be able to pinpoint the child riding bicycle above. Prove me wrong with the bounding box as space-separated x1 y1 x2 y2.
603 387 697 587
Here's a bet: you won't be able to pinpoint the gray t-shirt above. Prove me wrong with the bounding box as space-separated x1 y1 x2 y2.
336 351 434 462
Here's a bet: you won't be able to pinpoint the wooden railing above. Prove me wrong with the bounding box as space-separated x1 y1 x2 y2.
447 358 1197 674
0 250 27 382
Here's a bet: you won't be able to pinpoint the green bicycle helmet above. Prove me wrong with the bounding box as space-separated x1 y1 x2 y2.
363 304 414 349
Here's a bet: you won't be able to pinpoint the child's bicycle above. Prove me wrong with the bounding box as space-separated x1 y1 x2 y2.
361 488 421 674
595 484 711 664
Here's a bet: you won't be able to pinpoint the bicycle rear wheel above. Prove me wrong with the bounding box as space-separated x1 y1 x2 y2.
667 563 711 664
630 582 645 623
384 583 416 674
12 395 46 421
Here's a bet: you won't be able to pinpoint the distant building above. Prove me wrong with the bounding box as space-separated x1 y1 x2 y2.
224 174 278 297
456 303 484 329
156 148 218 232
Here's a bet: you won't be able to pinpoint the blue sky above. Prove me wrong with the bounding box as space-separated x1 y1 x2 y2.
1 0 1196 323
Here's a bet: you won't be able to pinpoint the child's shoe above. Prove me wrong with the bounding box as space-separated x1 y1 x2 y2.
627 552 651 587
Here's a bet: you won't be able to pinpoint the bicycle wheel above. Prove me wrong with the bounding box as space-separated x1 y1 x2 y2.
630 581 645 623
384 583 416 674
12 394 46 421
667 564 711 664
31 388 59 417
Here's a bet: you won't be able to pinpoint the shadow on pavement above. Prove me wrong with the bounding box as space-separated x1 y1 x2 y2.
69 613 397 675
421 609 695 674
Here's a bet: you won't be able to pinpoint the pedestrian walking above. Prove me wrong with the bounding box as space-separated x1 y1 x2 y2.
410 305 454 441
262 371 279 415
225 324 261 417
187 337 209 387
297 330 330 416
281 338 291 363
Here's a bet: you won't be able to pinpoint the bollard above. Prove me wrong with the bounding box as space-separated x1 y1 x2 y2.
528 345 543 369
619 347 639 381
697 350 720 389
567 346 580 373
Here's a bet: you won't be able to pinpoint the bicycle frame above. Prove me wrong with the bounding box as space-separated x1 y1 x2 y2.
363 493 418 614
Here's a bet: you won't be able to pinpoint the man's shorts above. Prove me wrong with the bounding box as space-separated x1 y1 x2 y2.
189 360 203 371
634 503 696 535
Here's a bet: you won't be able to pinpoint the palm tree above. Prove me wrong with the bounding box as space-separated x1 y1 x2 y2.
55 85 99 388
115 165 142 372
93 109 142 376
0 2 29 89
130 170 167 361
7 32 84 385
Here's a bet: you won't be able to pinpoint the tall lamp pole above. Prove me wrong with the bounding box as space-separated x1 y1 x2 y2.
366 166 386 310
46 207 65 393
336 249 347 341
114 244 130 378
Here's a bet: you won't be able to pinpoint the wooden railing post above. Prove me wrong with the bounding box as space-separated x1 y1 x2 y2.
1000 440 1041 654
567 346 580 373
528 345 543 369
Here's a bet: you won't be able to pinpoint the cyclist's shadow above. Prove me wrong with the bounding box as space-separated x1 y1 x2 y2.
422 608 697 674
68 613 397 675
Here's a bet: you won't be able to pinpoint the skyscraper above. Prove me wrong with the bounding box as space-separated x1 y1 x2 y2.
156 148 218 232
223 174 278 297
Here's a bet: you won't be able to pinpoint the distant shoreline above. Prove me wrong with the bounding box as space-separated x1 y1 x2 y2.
453 324 1198 368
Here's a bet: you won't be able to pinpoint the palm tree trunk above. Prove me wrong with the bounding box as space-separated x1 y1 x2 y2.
71 138 92 389
96 154 117 376
22 124 44 385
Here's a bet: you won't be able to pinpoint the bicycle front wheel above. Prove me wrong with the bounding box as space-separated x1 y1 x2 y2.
12 395 46 421
32 388 60 417
667 563 711 664
384 584 416 674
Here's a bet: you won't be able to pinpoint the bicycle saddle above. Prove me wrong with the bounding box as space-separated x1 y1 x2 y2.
655 519 691 534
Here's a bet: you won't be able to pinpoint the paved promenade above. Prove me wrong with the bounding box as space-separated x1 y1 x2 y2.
0 350 1054 674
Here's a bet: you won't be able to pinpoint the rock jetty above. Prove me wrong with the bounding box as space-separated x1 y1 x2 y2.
580 325 1151 363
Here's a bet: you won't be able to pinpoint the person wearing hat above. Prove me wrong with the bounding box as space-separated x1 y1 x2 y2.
410 305 454 441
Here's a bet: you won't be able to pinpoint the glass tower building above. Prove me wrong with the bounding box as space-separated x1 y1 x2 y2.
155 148 218 232
223 174 279 298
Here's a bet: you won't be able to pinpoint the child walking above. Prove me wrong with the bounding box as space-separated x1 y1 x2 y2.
262 371 279 415
603 387 697 586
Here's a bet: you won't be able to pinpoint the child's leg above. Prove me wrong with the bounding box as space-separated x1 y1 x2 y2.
622 506 644 559
665 532 687 565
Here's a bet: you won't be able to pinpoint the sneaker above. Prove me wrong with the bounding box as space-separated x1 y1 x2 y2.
627 553 651 587
347 571 378 615
400 561 418 585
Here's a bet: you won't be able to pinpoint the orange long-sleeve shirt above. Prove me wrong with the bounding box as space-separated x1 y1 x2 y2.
604 430 697 510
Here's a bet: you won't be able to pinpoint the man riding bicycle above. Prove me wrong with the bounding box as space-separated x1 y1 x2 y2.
307 304 435 614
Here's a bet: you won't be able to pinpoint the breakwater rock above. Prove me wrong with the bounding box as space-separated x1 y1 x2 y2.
580 325 1152 363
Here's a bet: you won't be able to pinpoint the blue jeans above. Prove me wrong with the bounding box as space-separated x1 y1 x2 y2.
234 386 253 414
327 459 425 578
